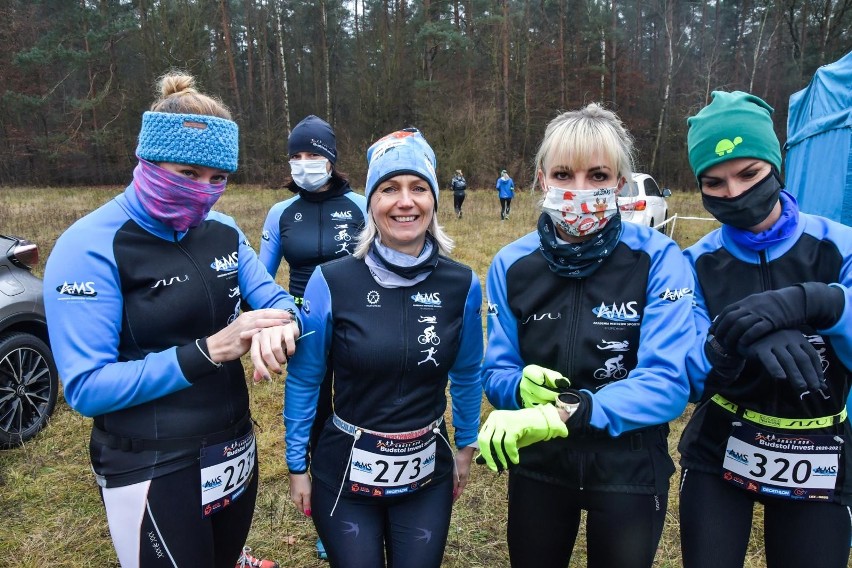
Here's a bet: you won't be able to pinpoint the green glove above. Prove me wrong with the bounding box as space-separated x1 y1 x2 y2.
477 405 568 472
519 364 571 408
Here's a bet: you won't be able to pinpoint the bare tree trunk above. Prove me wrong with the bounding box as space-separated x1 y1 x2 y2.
319 0 331 121
244 0 255 120
274 0 291 135
423 0 434 81
259 0 271 140
501 0 510 161
522 0 531 161
650 0 674 174
218 0 242 116
559 0 566 109
465 0 475 109
705 0 722 105
748 6 778 93
610 0 617 105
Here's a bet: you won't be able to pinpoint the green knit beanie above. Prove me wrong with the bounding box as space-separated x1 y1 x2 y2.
687 91 781 179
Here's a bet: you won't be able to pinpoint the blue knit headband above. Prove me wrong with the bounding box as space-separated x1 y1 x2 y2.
136 111 239 172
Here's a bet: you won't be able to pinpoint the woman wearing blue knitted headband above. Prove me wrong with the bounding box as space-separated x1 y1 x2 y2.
678 90 852 568
283 128 483 567
43 71 299 568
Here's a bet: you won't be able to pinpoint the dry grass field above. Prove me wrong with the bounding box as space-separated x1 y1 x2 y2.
0 184 794 567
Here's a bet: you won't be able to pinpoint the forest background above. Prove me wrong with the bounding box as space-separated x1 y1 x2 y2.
1 0 851 191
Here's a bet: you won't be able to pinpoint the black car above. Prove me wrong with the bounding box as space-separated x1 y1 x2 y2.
0 234 58 448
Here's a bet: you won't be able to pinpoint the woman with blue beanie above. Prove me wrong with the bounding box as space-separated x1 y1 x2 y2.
258 116 366 560
43 71 299 568
678 91 852 567
281 128 483 567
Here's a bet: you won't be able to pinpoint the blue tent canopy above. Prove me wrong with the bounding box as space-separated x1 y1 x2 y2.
785 50 852 225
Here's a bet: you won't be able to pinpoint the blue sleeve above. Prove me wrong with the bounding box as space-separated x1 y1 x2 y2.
683 245 714 402
822 283 852 366
43 208 193 417
283 267 332 472
258 201 287 278
585 235 694 435
447 271 484 447
481 244 525 410
812 220 852 367
223 214 297 315
344 191 368 220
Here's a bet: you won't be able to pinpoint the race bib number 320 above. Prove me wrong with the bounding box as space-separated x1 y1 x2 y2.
347 429 437 498
199 430 256 517
722 422 840 501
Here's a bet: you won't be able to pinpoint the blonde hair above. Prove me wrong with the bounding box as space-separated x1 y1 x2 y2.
353 213 454 259
533 103 634 189
150 71 232 119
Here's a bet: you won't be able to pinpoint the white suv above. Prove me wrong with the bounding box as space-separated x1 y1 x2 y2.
619 173 671 230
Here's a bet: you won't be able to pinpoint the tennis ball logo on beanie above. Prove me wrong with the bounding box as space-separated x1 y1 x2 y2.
715 136 743 156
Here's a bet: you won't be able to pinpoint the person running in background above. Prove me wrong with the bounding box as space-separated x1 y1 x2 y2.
280 128 483 568
43 71 299 568
678 91 852 568
450 169 467 218
496 169 515 220
478 103 695 568
258 114 366 561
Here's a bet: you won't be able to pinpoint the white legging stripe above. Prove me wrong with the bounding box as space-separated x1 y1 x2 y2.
145 499 178 566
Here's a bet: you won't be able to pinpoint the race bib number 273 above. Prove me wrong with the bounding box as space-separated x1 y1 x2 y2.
347 429 436 498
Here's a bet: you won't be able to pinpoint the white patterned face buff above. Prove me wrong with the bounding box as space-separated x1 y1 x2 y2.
541 185 619 237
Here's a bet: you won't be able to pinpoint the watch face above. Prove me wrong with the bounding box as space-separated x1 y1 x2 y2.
557 393 575 404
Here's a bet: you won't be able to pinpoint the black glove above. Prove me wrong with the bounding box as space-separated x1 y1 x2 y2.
704 334 746 387
712 283 844 354
745 329 826 396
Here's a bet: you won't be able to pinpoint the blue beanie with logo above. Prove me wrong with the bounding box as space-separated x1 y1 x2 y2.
288 115 337 164
136 111 239 172
365 128 438 208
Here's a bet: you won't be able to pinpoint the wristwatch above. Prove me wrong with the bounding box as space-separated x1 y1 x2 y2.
555 392 581 421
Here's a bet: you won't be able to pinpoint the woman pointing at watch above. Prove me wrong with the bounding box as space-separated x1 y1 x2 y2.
477 103 695 568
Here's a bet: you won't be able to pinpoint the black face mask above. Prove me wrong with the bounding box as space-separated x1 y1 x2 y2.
701 168 783 229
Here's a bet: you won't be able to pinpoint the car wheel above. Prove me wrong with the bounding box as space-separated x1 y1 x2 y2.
657 210 669 233
0 332 58 448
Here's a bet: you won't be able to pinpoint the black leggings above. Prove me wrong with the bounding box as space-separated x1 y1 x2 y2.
453 192 465 216
506 472 667 568
679 469 851 568
311 474 453 568
101 459 258 567
500 197 512 218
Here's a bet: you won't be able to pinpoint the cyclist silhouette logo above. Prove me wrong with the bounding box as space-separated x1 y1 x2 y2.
594 354 627 379
418 325 441 345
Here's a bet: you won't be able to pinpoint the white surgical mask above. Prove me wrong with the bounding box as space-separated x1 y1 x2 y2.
290 158 331 192
542 185 619 237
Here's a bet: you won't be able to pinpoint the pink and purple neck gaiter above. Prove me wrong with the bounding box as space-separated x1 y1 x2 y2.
133 158 226 232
